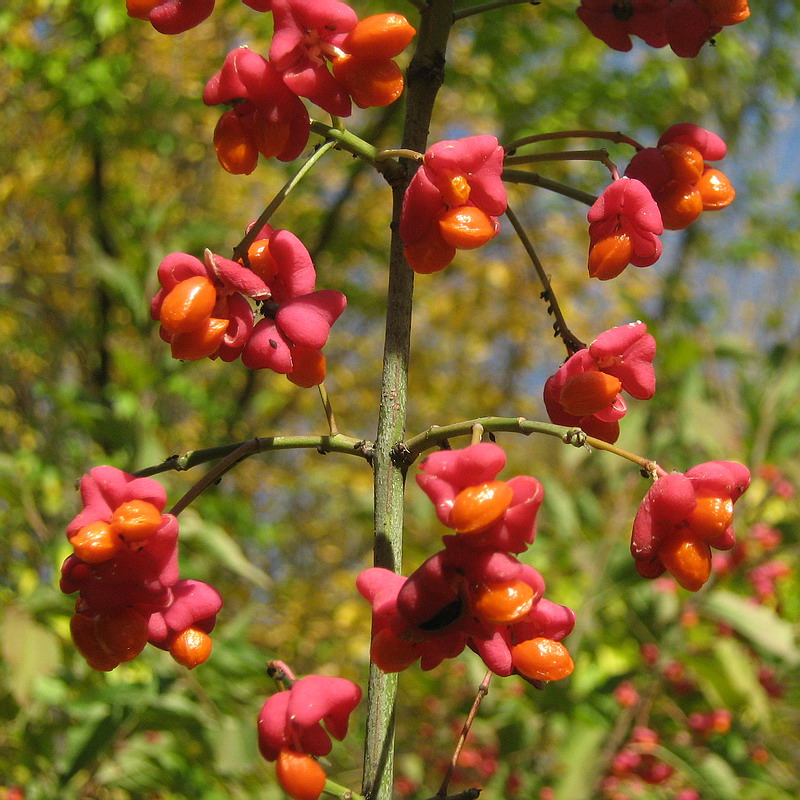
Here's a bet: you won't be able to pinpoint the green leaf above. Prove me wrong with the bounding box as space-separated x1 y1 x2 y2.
0 604 61 706
553 707 611 800
178 508 272 590
59 706 130 787
701 590 800 665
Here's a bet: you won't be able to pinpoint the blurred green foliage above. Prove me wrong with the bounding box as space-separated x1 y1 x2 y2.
1 0 799 798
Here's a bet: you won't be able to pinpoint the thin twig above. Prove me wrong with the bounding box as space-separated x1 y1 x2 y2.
232 140 338 263
437 672 493 797
401 415 665 477
504 148 618 178
504 204 585 356
501 168 597 206
133 434 372 478
505 128 644 153
454 0 540 21
318 382 340 436
375 148 424 161
168 440 256 516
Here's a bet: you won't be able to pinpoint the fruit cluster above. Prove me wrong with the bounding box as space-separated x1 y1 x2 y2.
202 3 415 174
586 123 734 281
631 460 751 591
586 178 664 281
60 467 222 671
577 0 750 58
150 225 346 386
543 321 656 443
625 123 735 230
257 674 362 800
400 135 507 274
358 443 576 683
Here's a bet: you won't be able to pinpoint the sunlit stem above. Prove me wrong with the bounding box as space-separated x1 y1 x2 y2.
232 140 337 262
504 204 585 356
505 128 645 152
318 382 340 436
141 435 370 512
586 438 666 479
502 168 597 206
365 0 456 797
436 671 492 797
310 120 406 184
402 416 664 477
322 779 366 800
504 148 618 177
375 148 425 162
470 422 484 445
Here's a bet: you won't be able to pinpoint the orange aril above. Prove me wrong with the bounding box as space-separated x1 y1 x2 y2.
170 627 213 669
559 370 622 416
213 110 259 175
511 637 574 682
698 0 750 26
404 230 456 274
251 111 291 159
658 532 712 591
170 317 229 361
587 232 633 280
70 613 120 671
696 168 735 210
95 607 150 662
450 481 514 534
126 0 161 20
110 499 163 543
370 627 419 673
276 749 327 800
658 184 703 229
332 55 404 108
69 520 123 564
440 173 471 207
246 239 279 283
159 276 217 335
438 206 497 250
472 579 535 625
685 495 733 539
342 13 416 60
287 347 326 388
661 142 704 185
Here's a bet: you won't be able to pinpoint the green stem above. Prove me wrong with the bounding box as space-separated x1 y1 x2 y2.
501 168 597 206
232 140 338 262
133 434 373 479
310 120 406 184
505 128 645 152
364 1 456 798
402 415 665 477
323 779 366 800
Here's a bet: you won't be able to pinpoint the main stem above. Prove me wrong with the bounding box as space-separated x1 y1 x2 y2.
364 1 455 798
